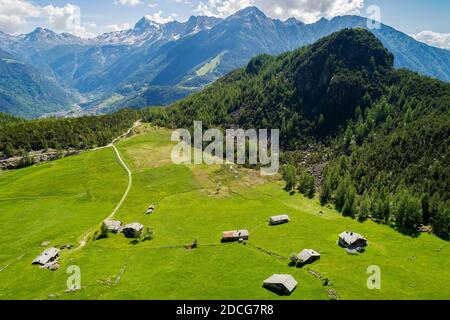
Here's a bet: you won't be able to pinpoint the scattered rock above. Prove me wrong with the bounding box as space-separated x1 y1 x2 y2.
418 225 432 233
326 289 340 300
0 149 80 170
48 263 61 271
308 269 332 287
60 244 73 250
40 241 51 247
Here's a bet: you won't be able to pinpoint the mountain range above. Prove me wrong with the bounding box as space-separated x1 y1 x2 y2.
0 6 449 118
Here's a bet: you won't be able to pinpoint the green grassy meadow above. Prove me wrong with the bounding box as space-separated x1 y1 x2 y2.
0 125 449 300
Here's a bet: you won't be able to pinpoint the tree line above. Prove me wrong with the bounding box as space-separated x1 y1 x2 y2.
0 109 138 158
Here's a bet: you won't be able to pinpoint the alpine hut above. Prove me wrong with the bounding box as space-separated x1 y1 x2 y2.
32 247 60 266
122 223 144 238
297 249 320 266
268 215 290 226
338 231 368 249
263 274 298 295
102 220 123 234
221 230 249 242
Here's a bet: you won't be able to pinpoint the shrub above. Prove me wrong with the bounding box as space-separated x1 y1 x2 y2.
289 253 299 266
142 227 154 242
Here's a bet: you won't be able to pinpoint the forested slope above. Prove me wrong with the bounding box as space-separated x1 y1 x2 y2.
142 29 450 238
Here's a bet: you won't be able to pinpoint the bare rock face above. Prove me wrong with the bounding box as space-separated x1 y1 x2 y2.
0 149 80 170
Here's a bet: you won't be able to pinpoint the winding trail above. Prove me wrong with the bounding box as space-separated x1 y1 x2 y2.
105 144 132 222
74 121 139 251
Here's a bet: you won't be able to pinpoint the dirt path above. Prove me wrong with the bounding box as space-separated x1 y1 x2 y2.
105 144 132 222
74 121 139 251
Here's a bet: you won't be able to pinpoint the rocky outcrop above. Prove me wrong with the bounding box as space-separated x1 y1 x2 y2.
0 149 80 170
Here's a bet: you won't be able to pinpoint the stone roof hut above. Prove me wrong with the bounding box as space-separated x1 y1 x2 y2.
338 231 368 249
102 220 123 234
222 230 249 242
122 223 144 238
263 274 298 295
32 247 60 266
297 249 320 266
268 215 290 226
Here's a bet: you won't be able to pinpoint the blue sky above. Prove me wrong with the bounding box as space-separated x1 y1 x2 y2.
1 0 449 48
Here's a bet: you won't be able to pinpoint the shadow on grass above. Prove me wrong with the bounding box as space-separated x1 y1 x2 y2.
130 239 141 245
263 285 296 297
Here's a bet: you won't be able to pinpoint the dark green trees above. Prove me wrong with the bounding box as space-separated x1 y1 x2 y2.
0 109 138 158
298 171 315 198
394 190 423 234
282 165 297 192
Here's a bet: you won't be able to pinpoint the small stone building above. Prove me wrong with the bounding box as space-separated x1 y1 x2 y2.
102 220 123 234
338 231 368 249
122 223 144 238
268 215 290 226
222 230 249 242
297 249 320 266
32 247 60 266
263 274 298 295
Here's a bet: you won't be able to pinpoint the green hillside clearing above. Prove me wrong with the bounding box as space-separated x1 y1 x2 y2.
0 125 448 300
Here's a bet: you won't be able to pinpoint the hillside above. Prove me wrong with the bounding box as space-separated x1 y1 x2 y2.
143 29 450 238
0 50 74 118
0 109 137 160
0 7 449 117
1 29 448 238
0 125 449 300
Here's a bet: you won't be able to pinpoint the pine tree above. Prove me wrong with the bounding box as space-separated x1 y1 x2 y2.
320 177 332 205
431 202 449 239
358 193 371 222
342 185 356 217
335 176 349 211
4 143 15 158
307 175 316 199
420 193 431 225
282 165 297 192
394 190 423 234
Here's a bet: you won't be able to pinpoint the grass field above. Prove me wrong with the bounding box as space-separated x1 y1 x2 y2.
0 125 449 300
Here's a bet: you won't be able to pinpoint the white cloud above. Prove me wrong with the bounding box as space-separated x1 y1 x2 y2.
0 0 96 37
412 31 450 50
113 0 142 6
145 11 177 24
42 4 80 30
0 0 40 33
195 0 365 23
148 3 158 8
105 22 132 32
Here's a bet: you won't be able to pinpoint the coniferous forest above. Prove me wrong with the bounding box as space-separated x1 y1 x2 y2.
1 29 449 238
141 29 450 238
